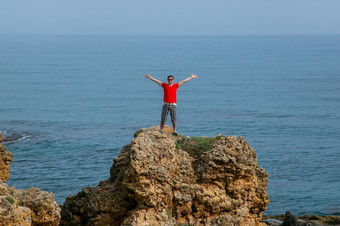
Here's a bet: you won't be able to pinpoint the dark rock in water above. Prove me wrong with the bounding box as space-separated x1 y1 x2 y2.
261 218 282 226
265 211 340 226
1 131 32 143
282 211 300 226
2 134 24 142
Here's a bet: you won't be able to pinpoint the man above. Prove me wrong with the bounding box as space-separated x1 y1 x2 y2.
144 73 198 135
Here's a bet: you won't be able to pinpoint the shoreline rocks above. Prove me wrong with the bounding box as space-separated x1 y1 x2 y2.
263 211 340 226
2 129 339 225
0 181 61 225
61 126 270 225
0 131 61 225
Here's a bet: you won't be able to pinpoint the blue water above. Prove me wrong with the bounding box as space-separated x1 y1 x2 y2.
1 35 339 216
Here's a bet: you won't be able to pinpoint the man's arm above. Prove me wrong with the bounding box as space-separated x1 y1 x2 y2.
178 74 198 87
145 74 162 86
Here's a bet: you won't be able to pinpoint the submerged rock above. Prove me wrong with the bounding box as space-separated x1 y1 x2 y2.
61 126 269 225
0 131 27 143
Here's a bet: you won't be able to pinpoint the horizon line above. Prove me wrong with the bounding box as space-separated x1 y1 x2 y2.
1 33 340 37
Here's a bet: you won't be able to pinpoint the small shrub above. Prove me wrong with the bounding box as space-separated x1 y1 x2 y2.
6 196 15 204
176 136 219 160
164 207 172 219
134 129 144 138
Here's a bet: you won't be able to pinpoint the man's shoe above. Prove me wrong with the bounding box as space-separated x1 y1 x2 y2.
172 131 179 136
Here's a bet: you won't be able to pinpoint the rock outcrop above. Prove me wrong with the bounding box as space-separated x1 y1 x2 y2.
0 132 61 225
61 126 269 225
0 132 13 182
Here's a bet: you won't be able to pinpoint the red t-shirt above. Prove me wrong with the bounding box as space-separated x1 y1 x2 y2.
162 83 179 103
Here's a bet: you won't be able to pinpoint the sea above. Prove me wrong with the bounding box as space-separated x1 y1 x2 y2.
0 35 339 216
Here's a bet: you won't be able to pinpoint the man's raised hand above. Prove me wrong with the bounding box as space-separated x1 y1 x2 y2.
145 73 151 79
191 74 198 79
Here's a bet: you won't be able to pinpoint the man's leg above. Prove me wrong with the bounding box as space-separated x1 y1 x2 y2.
172 122 177 132
170 105 177 134
160 104 168 132
160 121 165 132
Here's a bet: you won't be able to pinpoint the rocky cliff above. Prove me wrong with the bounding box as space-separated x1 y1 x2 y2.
61 126 269 225
0 132 61 226
0 132 12 182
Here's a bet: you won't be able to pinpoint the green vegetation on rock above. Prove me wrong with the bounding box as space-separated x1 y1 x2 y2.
175 135 222 160
5 196 15 205
134 129 144 138
163 207 172 219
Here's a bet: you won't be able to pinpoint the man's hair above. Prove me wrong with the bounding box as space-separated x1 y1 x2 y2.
167 75 174 80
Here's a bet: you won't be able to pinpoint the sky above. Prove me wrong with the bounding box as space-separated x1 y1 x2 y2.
1 0 340 36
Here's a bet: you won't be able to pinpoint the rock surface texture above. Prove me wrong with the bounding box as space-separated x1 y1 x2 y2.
0 132 61 226
61 126 269 225
0 132 13 182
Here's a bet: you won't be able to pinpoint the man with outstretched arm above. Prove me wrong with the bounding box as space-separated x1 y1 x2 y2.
144 73 198 135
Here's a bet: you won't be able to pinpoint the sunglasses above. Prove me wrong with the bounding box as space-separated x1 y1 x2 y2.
168 78 173 81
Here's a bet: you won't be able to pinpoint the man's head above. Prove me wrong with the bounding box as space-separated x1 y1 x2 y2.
167 75 174 85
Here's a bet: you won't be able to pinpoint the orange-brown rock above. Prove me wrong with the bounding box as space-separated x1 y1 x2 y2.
0 132 13 182
0 181 61 225
0 181 32 226
10 186 61 225
61 126 269 225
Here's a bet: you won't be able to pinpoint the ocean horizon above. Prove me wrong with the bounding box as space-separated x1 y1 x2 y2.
1 34 339 216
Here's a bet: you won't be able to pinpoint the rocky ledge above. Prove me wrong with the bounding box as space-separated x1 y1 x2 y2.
61 126 270 225
0 132 61 225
